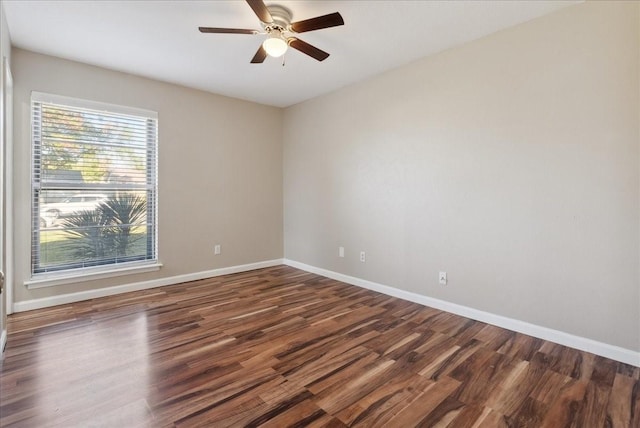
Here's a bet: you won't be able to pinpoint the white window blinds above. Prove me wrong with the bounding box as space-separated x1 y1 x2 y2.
31 92 158 275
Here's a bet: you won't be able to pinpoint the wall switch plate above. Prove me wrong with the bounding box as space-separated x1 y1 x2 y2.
339 246 344 257
439 272 447 285
214 244 221 255
360 251 366 262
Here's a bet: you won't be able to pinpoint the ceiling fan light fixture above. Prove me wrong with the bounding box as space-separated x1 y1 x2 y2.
198 0 344 63
263 33 288 57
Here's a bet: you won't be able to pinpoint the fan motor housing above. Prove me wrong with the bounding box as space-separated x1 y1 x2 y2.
265 5 292 31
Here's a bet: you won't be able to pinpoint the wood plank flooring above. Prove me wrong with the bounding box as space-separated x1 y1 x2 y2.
1 265 638 427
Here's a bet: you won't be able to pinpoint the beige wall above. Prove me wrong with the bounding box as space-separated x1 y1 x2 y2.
8 1 639 354
12 49 283 302
284 1 640 351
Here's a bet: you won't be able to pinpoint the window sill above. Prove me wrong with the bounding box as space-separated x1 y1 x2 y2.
25 262 163 289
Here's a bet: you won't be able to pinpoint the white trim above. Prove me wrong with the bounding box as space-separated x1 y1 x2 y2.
283 259 640 368
4 58 13 315
14 259 283 312
0 329 6 353
26 262 164 289
31 91 157 119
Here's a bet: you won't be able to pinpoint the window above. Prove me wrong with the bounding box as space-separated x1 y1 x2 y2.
31 92 158 279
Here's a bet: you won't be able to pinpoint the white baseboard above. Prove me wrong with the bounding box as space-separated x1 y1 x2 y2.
11 257 639 367
283 259 640 368
13 259 284 313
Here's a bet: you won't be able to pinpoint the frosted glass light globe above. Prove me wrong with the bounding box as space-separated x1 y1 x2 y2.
263 36 288 57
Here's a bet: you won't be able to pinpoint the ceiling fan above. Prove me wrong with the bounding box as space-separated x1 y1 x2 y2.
198 0 344 63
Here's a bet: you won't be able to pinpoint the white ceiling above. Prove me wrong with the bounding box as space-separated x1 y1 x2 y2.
3 0 578 107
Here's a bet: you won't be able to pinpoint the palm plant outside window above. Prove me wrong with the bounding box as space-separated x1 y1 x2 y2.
31 92 158 276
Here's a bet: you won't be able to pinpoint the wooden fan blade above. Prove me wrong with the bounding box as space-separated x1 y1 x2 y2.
288 38 330 61
246 0 273 24
250 45 268 63
199 27 259 34
290 12 344 33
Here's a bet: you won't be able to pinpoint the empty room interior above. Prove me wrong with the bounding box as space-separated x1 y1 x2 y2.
0 0 639 427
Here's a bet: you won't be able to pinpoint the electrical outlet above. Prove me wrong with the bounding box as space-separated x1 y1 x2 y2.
339 246 345 257
214 244 221 255
439 271 447 285
360 251 366 262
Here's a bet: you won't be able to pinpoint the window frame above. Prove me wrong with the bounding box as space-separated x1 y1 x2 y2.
28 92 160 287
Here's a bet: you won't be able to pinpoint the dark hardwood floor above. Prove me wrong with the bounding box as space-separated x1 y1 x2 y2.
0 265 638 427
